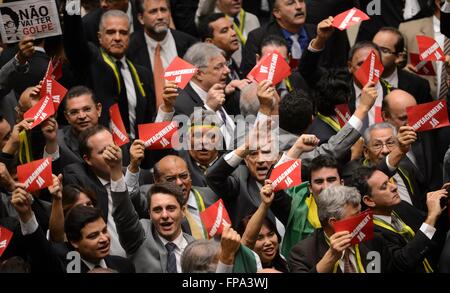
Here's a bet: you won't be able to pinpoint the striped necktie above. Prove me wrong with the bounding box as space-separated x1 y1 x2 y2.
439 36 450 99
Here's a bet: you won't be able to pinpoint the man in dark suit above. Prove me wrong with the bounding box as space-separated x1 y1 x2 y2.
83 0 143 46
351 166 446 272
10 185 135 273
372 27 432 104
288 185 386 273
382 89 443 192
442 0 450 37
63 8 155 140
127 0 197 109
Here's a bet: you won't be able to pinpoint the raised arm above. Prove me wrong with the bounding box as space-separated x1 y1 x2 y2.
48 174 65 243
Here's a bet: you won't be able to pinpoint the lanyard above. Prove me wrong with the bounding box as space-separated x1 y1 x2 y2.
100 49 146 98
397 167 414 195
192 188 208 239
317 113 341 132
227 9 246 45
19 130 32 164
373 215 433 273
284 78 293 92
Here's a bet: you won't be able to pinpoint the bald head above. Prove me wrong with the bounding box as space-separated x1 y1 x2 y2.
16 86 40 122
154 155 192 199
382 89 417 129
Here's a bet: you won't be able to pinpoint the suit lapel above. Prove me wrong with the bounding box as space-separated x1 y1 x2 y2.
185 83 205 107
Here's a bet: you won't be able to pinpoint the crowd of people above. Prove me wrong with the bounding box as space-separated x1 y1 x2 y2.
1 0 450 274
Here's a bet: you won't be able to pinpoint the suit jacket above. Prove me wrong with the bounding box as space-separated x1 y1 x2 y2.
399 16 439 98
111 189 195 272
397 68 433 103
441 8 450 38
127 29 197 74
82 2 143 46
288 228 386 273
63 12 155 133
169 0 200 37
174 82 241 117
356 0 432 42
205 155 291 228
178 149 211 187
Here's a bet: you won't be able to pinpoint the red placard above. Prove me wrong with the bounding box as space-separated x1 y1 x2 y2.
354 50 384 86
332 7 370 31
200 199 231 238
51 58 63 80
269 160 302 192
164 57 197 89
138 122 178 150
23 95 55 129
0 226 13 257
41 77 67 112
17 158 53 192
409 53 436 76
417 35 446 62
109 104 129 147
335 103 351 128
407 100 450 132
333 210 374 245
247 50 291 86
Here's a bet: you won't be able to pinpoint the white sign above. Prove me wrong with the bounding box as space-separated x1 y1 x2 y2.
0 0 62 43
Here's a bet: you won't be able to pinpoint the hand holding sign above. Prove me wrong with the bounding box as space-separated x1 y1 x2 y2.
48 174 63 200
407 100 450 132
163 56 197 89
328 231 353 261
417 35 446 62
219 225 241 265
247 50 291 86
109 104 129 147
397 125 417 154
11 183 33 222
23 95 55 129
332 8 369 31
129 139 145 172
409 53 436 76
16 35 35 64
161 80 179 113
333 210 374 245
257 79 276 112
354 50 384 87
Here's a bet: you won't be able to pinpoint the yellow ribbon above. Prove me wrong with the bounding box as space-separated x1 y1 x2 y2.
317 113 341 132
18 130 32 164
226 9 247 45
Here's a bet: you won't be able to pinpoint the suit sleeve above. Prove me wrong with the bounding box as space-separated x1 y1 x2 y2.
205 156 241 201
240 30 260 77
288 243 317 273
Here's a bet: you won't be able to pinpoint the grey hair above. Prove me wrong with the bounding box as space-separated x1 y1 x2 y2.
189 108 224 128
317 185 361 226
181 240 220 273
362 122 398 145
99 9 130 32
183 43 226 68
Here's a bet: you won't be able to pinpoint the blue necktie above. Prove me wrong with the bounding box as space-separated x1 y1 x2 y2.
165 242 177 273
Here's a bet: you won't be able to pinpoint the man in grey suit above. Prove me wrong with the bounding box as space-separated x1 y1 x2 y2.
105 143 194 273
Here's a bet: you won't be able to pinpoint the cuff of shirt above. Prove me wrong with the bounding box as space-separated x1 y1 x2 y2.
125 166 140 185
307 39 324 53
224 151 244 167
20 213 39 236
155 106 175 122
420 222 436 240
111 176 127 193
43 145 60 161
275 152 295 167
348 115 363 133
442 1 450 13
385 155 396 172
215 261 234 273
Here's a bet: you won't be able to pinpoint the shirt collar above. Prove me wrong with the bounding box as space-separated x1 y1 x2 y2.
383 67 398 87
189 81 208 103
433 15 441 34
186 190 197 209
373 214 392 226
34 46 46 54
158 230 187 250
144 29 172 49
97 176 109 187
81 258 107 271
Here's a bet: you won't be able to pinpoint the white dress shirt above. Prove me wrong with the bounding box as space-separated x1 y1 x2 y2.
433 15 445 97
115 57 137 139
374 214 436 240
354 81 384 130
144 30 178 70
158 231 189 273
384 67 399 88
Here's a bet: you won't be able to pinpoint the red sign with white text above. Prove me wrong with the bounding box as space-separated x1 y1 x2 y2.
332 7 370 31
409 53 436 76
269 159 302 192
51 58 63 80
354 50 384 86
109 104 129 147
247 51 291 86
335 103 351 128
200 199 231 238
0 225 13 257
417 35 446 62
333 210 374 245
17 158 53 192
164 57 197 89
407 100 450 132
23 95 55 129
138 122 178 150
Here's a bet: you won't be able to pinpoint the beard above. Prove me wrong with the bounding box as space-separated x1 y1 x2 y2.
150 22 169 34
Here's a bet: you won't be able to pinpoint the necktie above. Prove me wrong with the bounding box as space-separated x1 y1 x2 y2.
153 43 164 109
198 164 208 174
391 214 414 241
439 37 450 99
184 208 205 240
218 108 227 126
290 34 302 60
233 15 240 28
165 242 178 273
115 60 131 134
343 249 356 273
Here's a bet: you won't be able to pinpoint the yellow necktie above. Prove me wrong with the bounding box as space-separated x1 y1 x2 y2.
184 208 205 240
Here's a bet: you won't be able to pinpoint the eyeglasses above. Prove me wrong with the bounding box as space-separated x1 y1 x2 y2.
199 62 229 72
370 139 397 151
66 106 94 117
164 172 190 183
379 47 398 55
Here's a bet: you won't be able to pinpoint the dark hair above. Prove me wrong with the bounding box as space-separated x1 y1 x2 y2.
78 125 109 158
279 90 313 135
65 205 104 242
378 27 405 54
198 12 227 41
0 257 31 273
136 0 170 15
314 68 351 116
0 7 19 30
309 155 342 180
62 184 97 215
348 41 382 62
0 113 4 122
258 34 288 56
63 86 98 111
148 182 185 207
349 166 377 210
